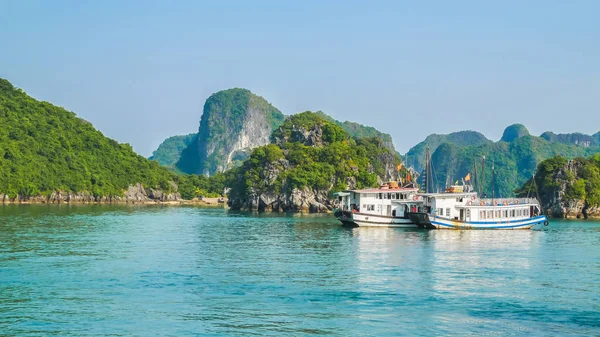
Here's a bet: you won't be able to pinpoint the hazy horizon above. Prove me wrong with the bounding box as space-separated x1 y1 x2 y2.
1 0 598 156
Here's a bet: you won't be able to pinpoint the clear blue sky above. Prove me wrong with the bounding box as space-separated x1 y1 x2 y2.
1 0 599 156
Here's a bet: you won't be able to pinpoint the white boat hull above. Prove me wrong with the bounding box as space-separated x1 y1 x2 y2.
335 211 416 228
428 215 548 230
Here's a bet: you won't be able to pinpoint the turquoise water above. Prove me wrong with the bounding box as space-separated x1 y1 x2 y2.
1 205 599 336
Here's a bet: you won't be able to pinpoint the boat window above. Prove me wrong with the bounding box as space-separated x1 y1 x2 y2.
438 208 443 216
446 208 451 217
511 210 515 217
487 210 493 218
378 193 382 199
496 210 501 218
391 193 396 200
503 210 508 218
481 211 486 219
466 209 471 218
524 209 529 217
377 205 381 213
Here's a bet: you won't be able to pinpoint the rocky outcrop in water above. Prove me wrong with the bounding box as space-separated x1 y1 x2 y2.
0 184 181 204
227 112 403 212
519 156 600 218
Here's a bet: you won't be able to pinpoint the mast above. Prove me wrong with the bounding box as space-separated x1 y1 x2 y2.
491 162 495 202
426 146 433 193
472 158 479 195
481 156 486 197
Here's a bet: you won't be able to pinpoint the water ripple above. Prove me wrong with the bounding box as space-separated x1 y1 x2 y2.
0 205 599 336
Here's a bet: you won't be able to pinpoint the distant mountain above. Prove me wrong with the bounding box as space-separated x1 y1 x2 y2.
411 124 600 197
540 131 598 147
405 131 491 172
149 133 196 169
314 111 396 151
500 123 530 142
176 88 285 176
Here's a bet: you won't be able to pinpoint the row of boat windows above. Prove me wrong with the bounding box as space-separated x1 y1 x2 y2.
363 193 409 200
480 208 529 219
363 204 378 211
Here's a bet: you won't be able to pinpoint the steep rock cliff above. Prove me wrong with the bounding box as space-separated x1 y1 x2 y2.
227 112 403 212
518 155 600 218
176 89 285 176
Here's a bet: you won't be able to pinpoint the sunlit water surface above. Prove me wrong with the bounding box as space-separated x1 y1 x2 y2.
1 205 599 336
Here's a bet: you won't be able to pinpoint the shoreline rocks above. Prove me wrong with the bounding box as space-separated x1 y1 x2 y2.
0 183 208 205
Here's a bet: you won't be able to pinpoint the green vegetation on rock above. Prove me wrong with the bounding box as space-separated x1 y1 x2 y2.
500 124 530 142
314 111 396 151
0 78 224 200
517 155 600 217
149 133 196 169
227 112 404 210
405 130 491 172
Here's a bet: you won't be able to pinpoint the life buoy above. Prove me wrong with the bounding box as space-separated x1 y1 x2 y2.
413 196 419 201
544 221 549 226
480 201 485 206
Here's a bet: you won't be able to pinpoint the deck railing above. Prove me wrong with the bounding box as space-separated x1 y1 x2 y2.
467 197 539 207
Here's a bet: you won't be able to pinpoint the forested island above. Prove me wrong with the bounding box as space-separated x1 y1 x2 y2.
517 155 600 218
0 78 224 203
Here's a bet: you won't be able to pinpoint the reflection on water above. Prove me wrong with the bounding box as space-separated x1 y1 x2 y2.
0 205 599 336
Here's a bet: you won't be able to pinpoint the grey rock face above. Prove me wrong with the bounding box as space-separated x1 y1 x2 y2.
177 89 284 176
540 160 600 218
1 184 181 204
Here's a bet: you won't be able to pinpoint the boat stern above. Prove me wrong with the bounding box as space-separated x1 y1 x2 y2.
333 208 356 226
407 212 435 229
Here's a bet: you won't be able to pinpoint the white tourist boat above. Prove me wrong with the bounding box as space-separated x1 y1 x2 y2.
333 183 424 227
407 184 548 229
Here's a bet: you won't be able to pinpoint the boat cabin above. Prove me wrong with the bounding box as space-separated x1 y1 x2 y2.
334 185 421 218
419 191 541 222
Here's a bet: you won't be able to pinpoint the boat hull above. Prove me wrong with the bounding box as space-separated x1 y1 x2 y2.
334 210 416 228
423 215 548 229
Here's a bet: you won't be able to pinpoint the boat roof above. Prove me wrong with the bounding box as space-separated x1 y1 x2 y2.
345 187 419 194
418 192 477 198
